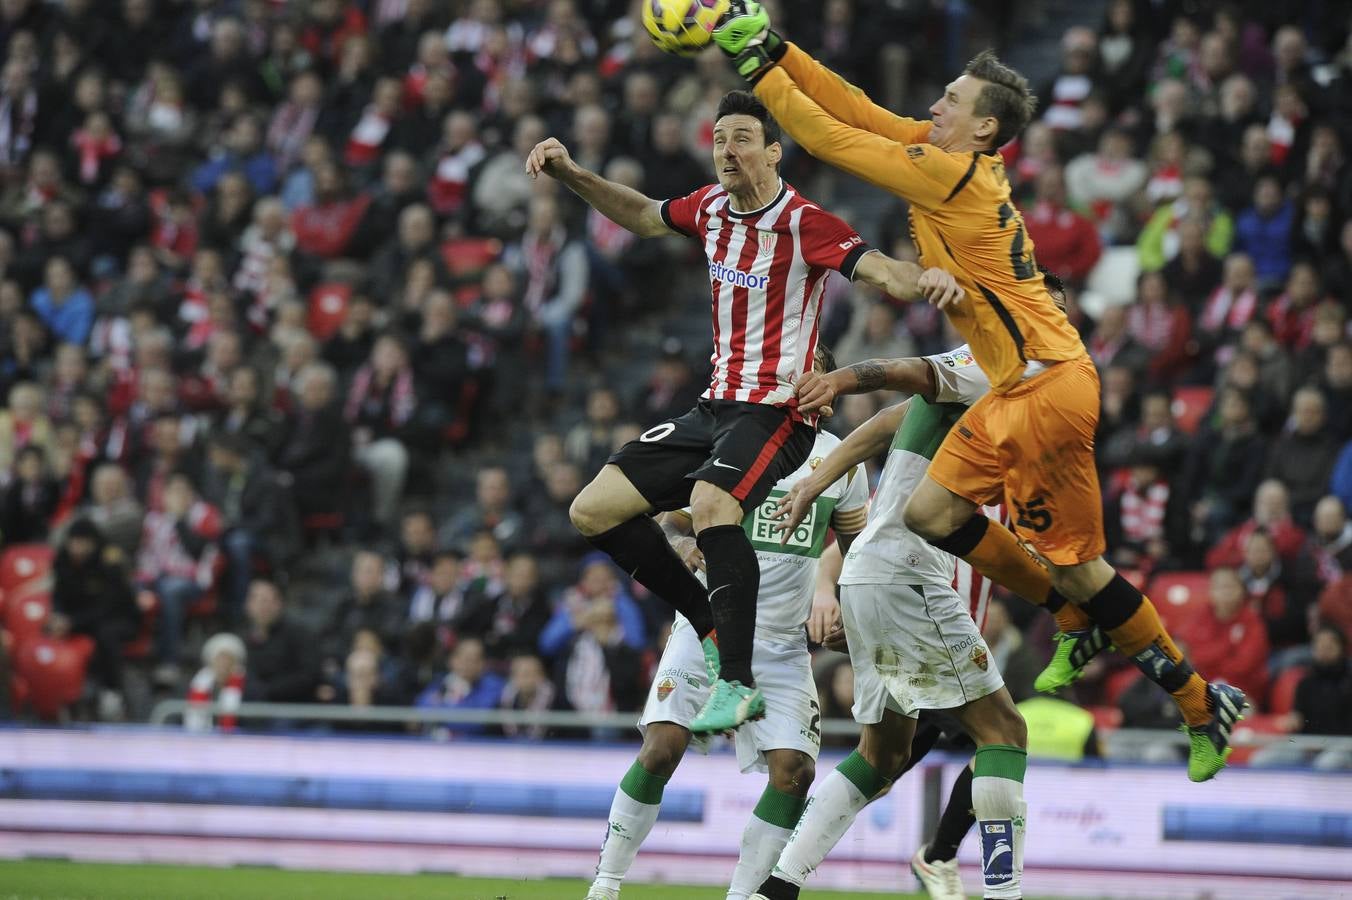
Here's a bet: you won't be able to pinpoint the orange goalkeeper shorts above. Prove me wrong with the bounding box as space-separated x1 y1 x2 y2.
927 354 1106 566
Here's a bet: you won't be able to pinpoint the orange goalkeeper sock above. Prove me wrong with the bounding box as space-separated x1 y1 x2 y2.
929 514 1092 633
1085 574 1211 727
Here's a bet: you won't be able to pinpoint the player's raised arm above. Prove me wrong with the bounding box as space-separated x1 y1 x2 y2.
526 137 672 238
714 5 929 145
852 253 966 310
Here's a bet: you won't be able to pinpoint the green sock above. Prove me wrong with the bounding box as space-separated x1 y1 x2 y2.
618 761 669 805
752 785 809 829
836 750 892 800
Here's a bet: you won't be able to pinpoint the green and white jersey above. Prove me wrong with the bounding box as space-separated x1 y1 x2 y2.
840 345 991 588
682 431 869 636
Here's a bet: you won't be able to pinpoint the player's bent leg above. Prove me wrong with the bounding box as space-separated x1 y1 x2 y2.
690 479 765 730
589 722 690 899
1052 557 1247 782
755 713 916 900
907 476 1095 642
573 465 718 639
726 750 814 900
570 465 655 537
949 690 1027 900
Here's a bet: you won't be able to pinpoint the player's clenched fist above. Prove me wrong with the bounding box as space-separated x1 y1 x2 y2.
525 137 575 180
793 369 840 416
917 266 965 310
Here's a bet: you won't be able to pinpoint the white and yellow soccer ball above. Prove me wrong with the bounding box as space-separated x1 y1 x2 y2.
641 0 731 56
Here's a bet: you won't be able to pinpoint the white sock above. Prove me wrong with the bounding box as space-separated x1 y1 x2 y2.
592 764 666 893
727 814 794 898
770 769 874 887
973 745 1027 899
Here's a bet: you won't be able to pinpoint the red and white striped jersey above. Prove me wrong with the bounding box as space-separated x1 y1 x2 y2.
954 502 1007 631
661 181 871 419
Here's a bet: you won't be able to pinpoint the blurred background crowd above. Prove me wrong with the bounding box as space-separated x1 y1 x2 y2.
0 0 1349 765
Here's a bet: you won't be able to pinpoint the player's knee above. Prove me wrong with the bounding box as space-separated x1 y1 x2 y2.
636 730 685 778
569 489 611 537
992 702 1028 750
769 753 815 797
690 481 741 531
859 741 909 778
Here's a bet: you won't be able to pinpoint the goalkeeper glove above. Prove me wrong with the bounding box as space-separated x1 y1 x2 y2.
713 0 786 84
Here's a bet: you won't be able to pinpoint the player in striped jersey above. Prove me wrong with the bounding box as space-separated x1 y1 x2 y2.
588 419 869 900
753 345 1030 900
528 90 962 735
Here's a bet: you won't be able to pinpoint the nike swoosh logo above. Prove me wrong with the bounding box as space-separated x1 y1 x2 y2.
710 458 740 470
708 585 731 602
984 840 1012 872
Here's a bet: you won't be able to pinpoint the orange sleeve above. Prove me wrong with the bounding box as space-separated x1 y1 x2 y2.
778 43 933 145
756 66 968 211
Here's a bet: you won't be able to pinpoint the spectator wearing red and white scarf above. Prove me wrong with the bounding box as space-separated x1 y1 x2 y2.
234 197 296 327
344 334 416 529
266 71 322 174
1266 261 1324 352
135 472 222 670
504 194 588 390
1199 253 1259 369
1127 270 1193 384
344 77 402 170
69 112 121 188
185 632 245 732
428 112 485 219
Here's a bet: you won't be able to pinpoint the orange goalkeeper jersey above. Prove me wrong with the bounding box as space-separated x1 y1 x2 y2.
756 44 1087 393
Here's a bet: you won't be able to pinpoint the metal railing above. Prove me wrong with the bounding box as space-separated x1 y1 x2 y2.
148 700 1352 754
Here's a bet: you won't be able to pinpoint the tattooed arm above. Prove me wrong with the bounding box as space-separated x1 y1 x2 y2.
794 356 938 413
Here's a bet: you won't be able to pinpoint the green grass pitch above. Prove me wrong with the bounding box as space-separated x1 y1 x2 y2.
0 860 1071 900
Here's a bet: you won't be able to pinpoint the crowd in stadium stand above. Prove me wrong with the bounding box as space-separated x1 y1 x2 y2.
0 0 1349 761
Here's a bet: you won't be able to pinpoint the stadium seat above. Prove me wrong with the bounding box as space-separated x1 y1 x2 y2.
307 282 353 341
0 544 54 592
1171 386 1214 435
1268 665 1308 716
1146 571 1210 632
3 589 51 650
13 635 93 721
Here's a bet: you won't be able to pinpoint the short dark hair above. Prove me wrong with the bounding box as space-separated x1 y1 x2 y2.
963 50 1037 149
716 90 782 148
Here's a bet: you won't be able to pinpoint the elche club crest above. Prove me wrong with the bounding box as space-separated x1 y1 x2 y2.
969 643 989 671
656 677 677 701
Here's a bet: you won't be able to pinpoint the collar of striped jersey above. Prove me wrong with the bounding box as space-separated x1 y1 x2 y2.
725 179 787 219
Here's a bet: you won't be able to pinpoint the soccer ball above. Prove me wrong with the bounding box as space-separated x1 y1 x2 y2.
641 0 730 56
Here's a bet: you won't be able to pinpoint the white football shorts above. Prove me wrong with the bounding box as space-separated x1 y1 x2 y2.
639 616 821 773
841 581 1005 722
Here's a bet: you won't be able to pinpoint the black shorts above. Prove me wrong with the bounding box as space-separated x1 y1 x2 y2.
608 399 815 513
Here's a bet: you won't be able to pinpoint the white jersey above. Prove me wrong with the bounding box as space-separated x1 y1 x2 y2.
682 430 869 635
840 345 994 589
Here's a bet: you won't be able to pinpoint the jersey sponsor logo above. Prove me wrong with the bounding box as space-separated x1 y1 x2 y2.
906 145 925 159
708 260 770 290
949 634 980 655
710 457 740 471
969 643 990 671
751 495 816 549
837 234 863 251
656 676 677 701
